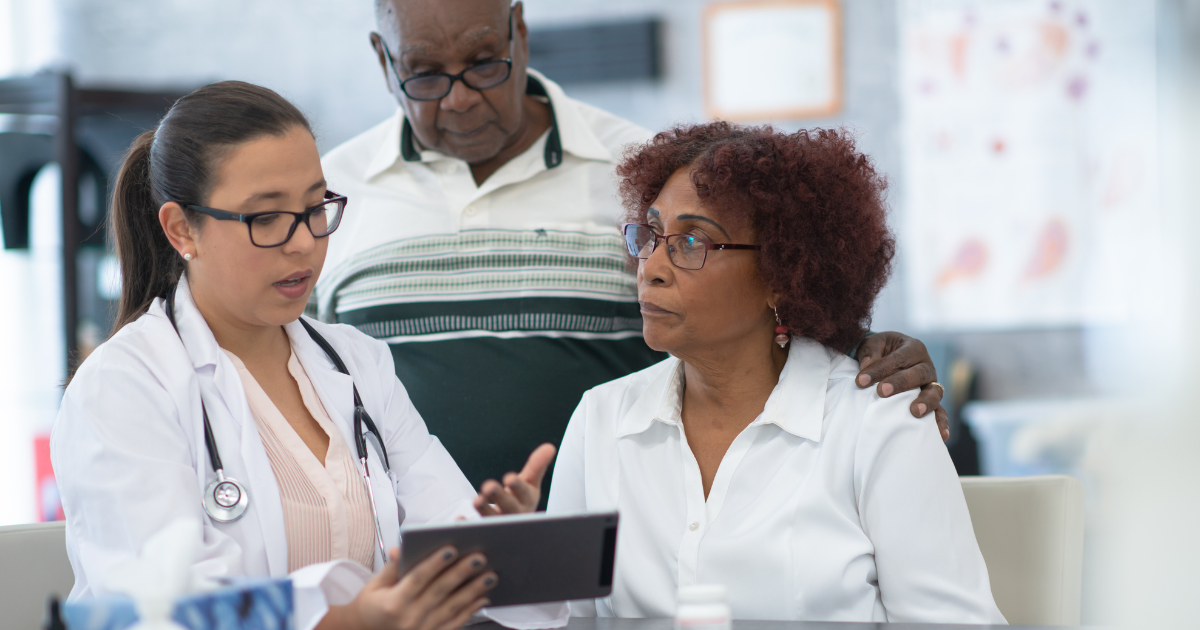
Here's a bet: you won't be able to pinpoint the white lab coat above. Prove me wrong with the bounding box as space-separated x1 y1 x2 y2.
51 277 566 630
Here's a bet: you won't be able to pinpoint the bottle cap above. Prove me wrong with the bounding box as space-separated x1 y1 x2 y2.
677 584 728 605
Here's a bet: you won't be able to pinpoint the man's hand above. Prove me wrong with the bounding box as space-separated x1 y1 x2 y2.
473 443 557 516
854 332 949 440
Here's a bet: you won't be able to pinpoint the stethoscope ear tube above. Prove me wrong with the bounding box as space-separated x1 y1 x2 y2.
201 402 224 472
353 407 370 458
299 318 390 471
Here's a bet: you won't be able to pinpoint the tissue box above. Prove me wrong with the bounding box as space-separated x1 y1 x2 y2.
61 579 292 630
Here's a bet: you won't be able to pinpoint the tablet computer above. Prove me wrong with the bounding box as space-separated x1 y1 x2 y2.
398 511 619 607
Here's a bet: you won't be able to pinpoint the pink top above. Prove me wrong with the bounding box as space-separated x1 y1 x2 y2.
223 348 377 572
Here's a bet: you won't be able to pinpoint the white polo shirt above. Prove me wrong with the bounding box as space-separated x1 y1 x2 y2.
317 71 664 488
548 337 1006 624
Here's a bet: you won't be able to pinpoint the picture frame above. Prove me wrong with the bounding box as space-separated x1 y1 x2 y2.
703 0 843 121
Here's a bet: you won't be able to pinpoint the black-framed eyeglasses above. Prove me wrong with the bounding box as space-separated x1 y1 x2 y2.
621 223 761 270
185 190 348 248
378 6 515 102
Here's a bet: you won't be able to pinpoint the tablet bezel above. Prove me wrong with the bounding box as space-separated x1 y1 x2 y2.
398 511 619 607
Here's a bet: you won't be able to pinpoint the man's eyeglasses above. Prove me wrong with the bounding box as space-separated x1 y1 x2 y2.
378 7 515 102
621 223 760 270
185 191 347 248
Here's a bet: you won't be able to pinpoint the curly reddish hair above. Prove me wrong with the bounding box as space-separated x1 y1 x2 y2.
617 122 895 352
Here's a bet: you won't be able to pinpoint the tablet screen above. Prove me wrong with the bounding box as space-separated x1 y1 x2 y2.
398 511 619 607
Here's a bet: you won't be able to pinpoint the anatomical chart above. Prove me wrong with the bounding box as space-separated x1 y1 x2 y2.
900 0 1158 329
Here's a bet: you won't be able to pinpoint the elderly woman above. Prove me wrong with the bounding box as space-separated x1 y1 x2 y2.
547 123 1005 624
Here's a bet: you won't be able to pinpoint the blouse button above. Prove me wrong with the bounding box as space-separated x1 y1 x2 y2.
689 521 699 531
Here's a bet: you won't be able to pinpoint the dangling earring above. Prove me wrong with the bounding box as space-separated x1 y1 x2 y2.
183 252 193 261
773 306 790 349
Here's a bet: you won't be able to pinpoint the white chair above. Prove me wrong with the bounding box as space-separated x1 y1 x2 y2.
960 475 1085 626
0 521 74 629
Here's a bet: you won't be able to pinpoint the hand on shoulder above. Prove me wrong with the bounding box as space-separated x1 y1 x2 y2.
853 331 949 440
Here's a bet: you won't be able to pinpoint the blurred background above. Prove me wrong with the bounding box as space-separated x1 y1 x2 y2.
0 0 1197 624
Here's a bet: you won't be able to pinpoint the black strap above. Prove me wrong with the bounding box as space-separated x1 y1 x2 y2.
299 318 390 471
164 291 223 473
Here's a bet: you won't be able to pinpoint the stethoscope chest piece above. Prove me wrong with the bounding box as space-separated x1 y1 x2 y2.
203 472 249 522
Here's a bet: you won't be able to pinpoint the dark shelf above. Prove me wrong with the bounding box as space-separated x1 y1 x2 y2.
0 72 191 370
528 18 662 85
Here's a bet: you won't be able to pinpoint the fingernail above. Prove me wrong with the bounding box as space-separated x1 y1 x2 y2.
857 374 870 386
471 557 483 569
917 403 927 415
881 383 894 396
443 549 455 561
484 575 497 587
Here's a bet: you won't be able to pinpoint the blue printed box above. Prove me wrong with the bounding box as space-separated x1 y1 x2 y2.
61 579 292 630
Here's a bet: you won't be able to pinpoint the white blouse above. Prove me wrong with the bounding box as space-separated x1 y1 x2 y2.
547 338 1006 624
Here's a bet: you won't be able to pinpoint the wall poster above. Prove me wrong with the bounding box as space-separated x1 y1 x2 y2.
900 0 1159 329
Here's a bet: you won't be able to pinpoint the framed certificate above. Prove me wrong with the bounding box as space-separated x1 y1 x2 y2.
703 0 843 121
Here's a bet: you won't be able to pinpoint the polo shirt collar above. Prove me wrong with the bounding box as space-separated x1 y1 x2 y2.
616 338 830 443
527 68 612 163
365 69 611 180
364 110 405 180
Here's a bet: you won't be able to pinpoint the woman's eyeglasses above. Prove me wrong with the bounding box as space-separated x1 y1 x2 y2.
185 190 347 248
621 223 760 270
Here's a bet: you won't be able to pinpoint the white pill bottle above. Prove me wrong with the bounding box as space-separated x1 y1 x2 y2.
674 584 732 630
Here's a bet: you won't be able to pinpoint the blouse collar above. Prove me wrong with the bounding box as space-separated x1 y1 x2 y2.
616 337 833 443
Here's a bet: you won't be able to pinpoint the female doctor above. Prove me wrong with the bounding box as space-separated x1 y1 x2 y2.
50 81 551 630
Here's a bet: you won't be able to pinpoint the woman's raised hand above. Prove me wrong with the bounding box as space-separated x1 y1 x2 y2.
320 546 496 630
474 443 557 516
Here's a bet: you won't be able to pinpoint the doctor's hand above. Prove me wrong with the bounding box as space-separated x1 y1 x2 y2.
474 443 557 516
320 546 496 630
854 331 950 440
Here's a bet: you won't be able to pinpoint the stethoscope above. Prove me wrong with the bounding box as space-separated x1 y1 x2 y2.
164 290 392 560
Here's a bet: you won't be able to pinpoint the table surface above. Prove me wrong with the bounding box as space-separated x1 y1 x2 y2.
480 616 1076 630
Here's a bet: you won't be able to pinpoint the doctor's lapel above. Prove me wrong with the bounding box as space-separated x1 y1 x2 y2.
203 333 289 576
288 320 402 570
233 384 290 576
169 279 290 576
201 328 290 576
170 277 249 433
286 320 356 446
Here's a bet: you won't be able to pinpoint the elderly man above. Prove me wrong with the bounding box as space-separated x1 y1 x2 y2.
317 0 947 490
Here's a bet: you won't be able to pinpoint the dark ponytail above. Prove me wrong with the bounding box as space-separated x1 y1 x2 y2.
110 81 311 331
111 129 182 332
